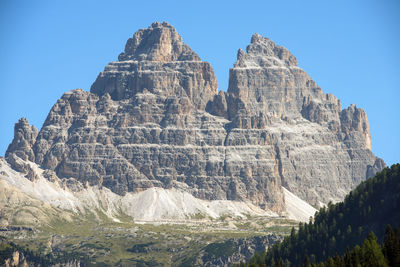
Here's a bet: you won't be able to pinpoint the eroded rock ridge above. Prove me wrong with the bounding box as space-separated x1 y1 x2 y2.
6 22 384 212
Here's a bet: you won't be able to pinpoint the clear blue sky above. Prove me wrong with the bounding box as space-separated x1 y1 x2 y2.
0 0 399 165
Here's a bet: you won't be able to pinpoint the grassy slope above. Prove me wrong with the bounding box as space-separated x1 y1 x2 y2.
1 207 297 266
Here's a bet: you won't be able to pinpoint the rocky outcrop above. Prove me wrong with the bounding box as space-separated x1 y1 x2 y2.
1 249 81 267
366 157 386 179
6 118 37 163
5 118 39 180
193 235 282 266
3 251 28 267
6 22 384 212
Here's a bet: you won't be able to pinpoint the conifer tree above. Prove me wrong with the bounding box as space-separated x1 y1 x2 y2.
361 232 388 267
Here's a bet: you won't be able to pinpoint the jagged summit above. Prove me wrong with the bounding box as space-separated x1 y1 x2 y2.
234 33 297 69
118 21 200 62
90 22 217 108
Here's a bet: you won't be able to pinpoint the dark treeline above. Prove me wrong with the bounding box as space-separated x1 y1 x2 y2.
311 225 400 267
242 225 400 267
239 164 400 266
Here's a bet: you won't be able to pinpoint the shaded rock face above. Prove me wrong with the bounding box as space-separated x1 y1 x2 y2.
6 118 38 163
6 22 384 211
5 118 39 180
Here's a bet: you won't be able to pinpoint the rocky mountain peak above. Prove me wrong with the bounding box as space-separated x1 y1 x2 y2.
118 21 201 62
91 22 217 109
234 33 297 68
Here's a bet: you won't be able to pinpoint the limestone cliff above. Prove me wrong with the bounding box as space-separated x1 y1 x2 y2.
6 22 384 212
207 33 384 205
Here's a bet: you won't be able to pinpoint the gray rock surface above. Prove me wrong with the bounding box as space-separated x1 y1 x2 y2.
91 21 218 110
193 234 282 266
206 33 384 206
6 22 384 212
6 118 37 163
5 118 39 181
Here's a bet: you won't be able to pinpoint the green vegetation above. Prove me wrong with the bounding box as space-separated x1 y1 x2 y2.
0 237 90 266
0 209 296 266
240 164 400 266
204 240 236 258
314 225 400 267
5 164 397 266
242 225 400 267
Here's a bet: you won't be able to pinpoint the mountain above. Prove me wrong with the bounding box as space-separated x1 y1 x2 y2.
242 163 400 266
0 21 390 267
4 22 384 221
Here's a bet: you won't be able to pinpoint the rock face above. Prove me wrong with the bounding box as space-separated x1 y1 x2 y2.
91 21 217 110
5 118 39 180
6 118 38 163
6 22 384 212
206 33 384 205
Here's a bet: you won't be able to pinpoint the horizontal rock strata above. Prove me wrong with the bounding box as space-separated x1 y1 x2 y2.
6 22 384 213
